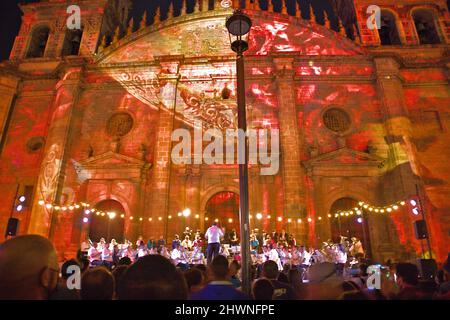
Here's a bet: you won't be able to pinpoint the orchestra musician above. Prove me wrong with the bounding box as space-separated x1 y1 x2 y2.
193 234 203 249
230 229 239 246
279 246 291 268
350 237 365 258
268 244 283 271
101 243 114 269
335 243 348 275
172 234 181 250
190 246 206 266
299 246 311 271
181 235 193 251
88 242 102 267
160 246 171 260
278 230 287 247
219 244 230 258
121 242 136 263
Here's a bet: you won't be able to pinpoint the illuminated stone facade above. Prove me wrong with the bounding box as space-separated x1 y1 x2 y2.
0 0 449 263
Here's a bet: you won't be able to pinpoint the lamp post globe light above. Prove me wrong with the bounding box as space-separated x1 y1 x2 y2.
226 9 252 296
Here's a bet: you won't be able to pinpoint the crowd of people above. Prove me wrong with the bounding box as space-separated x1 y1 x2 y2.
80 224 364 280
0 232 449 300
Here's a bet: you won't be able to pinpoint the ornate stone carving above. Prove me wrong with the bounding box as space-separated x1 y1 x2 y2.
180 87 236 130
41 144 61 201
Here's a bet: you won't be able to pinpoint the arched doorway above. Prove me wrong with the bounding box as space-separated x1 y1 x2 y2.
89 199 125 243
205 191 240 241
329 197 371 256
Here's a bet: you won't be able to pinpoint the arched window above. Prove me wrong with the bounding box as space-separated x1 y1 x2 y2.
379 10 401 45
61 28 83 56
26 25 50 58
89 199 126 243
412 9 441 44
329 197 372 257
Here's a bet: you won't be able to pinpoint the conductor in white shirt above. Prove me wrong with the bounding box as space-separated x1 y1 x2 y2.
205 222 224 264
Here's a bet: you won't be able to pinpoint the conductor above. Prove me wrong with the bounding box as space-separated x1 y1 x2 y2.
205 222 224 264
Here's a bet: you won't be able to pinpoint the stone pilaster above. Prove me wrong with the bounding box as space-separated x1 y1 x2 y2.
374 57 419 199
28 64 83 239
145 71 179 240
0 73 20 152
187 165 201 230
273 57 304 211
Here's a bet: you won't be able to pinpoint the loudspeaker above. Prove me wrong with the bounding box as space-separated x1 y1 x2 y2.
5 218 19 237
417 259 437 280
413 220 428 239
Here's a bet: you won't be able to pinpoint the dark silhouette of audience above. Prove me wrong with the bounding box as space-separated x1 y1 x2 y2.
252 278 274 300
190 255 249 300
261 260 294 300
50 259 80 300
118 254 188 300
1 235 449 301
0 235 59 300
81 267 114 300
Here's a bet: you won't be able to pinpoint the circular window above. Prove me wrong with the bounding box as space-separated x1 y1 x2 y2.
106 112 133 137
323 108 351 133
26 136 45 153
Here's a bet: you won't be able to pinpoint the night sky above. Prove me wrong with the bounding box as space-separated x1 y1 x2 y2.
1 0 449 61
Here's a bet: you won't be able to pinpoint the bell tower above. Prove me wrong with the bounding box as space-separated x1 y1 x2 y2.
9 0 132 61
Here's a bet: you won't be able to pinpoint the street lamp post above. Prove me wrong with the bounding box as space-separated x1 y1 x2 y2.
226 9 252 296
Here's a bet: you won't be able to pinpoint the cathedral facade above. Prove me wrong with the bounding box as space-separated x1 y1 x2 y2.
0 0 449 263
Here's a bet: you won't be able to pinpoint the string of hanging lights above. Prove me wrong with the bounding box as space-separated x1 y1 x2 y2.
38 197 409 226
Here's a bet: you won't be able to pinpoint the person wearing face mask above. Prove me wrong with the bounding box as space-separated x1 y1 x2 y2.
0 235 59 300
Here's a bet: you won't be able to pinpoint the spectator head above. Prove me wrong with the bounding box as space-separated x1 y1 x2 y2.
262 260 279 280
184 268 204 293
288 269 302 284
112 265 128 297
359 263 368 277
395 263 419 287
81 267 114 300
194 264 208 276
277 272 289 284
80 258 90 273
252 278 274 300
118 255 187 300
342 280 360 292
208 255 229 281
229 260 241 277
0 235 58 300
339 290 367 300
118 257 132 266
61 259 80 280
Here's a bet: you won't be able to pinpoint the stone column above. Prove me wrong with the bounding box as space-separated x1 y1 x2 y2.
374 57 418 200
145 70 179 241
28 64 83 239
374 56 428 259
188 165 201 231
273 57 305 241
